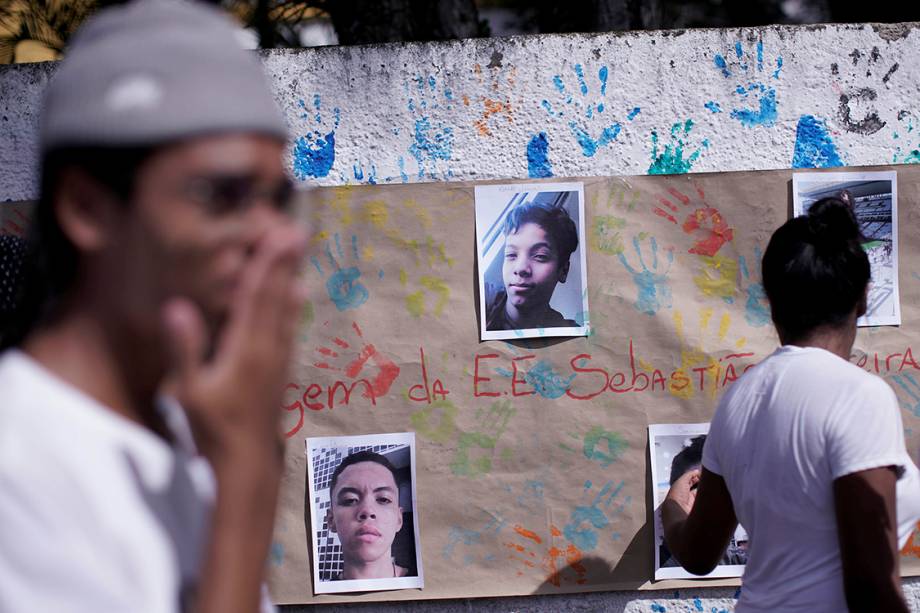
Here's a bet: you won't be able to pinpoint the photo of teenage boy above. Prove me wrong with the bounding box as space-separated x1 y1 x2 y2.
658 436 748 568
307 434 423 594
485 199 580 331
325 451 413 581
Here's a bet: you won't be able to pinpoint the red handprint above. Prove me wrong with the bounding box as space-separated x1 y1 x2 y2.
313 322 400 402
652 185 734 257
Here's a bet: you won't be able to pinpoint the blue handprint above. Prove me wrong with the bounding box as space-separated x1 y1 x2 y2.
542 64 622 157
406 75 455 179
352 161 378 184
711 40 782 128
562 480 630 551
524 360 576 399
292 95 340 180
311 233 369 311
739 250 770 327
618 235 674 316
892 372 920 417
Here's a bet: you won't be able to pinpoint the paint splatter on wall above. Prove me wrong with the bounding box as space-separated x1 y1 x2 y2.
292 95 340 180
406 75 455 179
832 46 898 136
544 64 622 157
792 115 843 169
712 40 782 129
6 24 920 203
649 120 709 175
527 132 553 178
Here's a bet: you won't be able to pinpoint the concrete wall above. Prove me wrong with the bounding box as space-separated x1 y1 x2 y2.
4 22 920 202
3 20 920 612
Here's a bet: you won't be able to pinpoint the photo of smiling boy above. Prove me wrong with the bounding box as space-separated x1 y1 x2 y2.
475 183 589 340
306 433 423 594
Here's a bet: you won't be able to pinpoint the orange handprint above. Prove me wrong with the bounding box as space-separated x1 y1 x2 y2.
503 524 588 586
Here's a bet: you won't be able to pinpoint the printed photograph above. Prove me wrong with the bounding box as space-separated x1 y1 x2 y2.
649 423 747 580
305 432 423 594
792 171 899 327
474 182 589 340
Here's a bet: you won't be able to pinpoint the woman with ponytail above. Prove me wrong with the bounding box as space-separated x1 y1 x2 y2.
661 198 920 612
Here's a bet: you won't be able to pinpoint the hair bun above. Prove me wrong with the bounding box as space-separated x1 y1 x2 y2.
805 197 863 249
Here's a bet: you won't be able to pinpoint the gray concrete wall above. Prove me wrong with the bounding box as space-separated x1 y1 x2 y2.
3 22 920 203
3 21 920 612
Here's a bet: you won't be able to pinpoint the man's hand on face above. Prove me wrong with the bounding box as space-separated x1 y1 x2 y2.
162 224 307 473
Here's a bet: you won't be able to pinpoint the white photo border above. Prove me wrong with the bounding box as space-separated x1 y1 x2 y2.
474 182 590 341
791 170 900 327
648 423 745 581
305 432 423 594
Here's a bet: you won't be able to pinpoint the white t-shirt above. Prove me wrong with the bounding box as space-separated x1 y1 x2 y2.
0 350 274 613
703 345 920 613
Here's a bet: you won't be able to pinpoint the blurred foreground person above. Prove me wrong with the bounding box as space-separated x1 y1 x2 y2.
662 198 920 612
0 1 306 612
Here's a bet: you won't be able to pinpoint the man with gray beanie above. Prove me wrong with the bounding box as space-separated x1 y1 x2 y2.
0 1 306 612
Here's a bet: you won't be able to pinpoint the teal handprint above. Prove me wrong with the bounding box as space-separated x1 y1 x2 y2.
648 119 709 175
893 110 920 164
739 249 770 327
618 235 673 316
892 372 920 418
562 480 630 551
311 233 369 311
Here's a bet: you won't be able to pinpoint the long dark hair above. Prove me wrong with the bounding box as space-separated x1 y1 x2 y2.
762 197 870 340
1 146 152 349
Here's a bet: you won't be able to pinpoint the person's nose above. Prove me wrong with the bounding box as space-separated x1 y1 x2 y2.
512 256 531 279
244 202 287 256
356 500 376 521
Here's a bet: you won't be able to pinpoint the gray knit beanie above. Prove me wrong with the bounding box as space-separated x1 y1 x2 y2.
40 0 288 152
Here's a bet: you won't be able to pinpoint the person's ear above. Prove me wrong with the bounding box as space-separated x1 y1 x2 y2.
54 167 122 254
397 507 403 532
326 508 337 534
857 284 868 318
558 259 571 283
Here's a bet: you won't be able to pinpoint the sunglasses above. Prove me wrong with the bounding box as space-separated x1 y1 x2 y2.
182 174 295 215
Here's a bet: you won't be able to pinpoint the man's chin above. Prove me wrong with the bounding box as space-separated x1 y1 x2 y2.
350 548 389 564
510 297 546 313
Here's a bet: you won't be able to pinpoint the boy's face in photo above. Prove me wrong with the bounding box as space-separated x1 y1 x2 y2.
327 461 403 568
502 221 569 313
